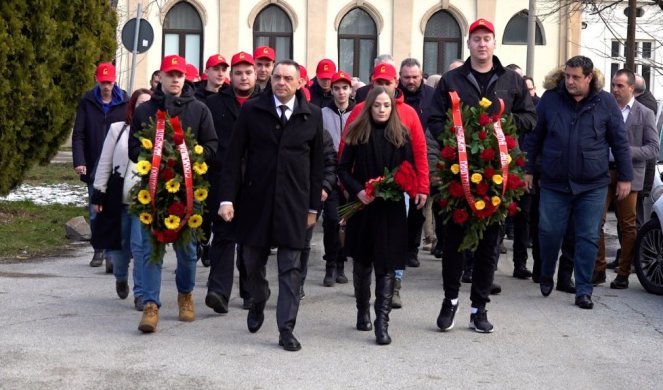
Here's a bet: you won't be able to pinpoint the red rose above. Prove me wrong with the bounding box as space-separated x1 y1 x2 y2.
492 114 501 123
167 159 177 167
484 167 496 179
478 113 491 127
505 136 517 149
436 161 445 171
475 181 489 195
448 181 464 198
365 177 383 198
438 198 448 208
167 202 186 217
507 202 519 216
161 167 175 181
480 148 495 161
441 146 457 161
478 131 487 141
449 125 456 134
515 156 526 167
394 161 418 197
154 229 179 243
453 209 469 225
507 175 524 190
173 131 184 145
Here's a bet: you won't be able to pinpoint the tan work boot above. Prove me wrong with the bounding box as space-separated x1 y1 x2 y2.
138 303 159 333
178 292 195 322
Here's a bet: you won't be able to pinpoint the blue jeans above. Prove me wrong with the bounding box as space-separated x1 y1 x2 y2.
538 187 608 297
141 227 198 307
107 209 144 299
87 184 101 250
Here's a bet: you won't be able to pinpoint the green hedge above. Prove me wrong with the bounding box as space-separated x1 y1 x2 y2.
0 0 117 195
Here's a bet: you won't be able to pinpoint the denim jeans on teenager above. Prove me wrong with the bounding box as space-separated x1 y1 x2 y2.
141 227 197 307
87 184 101 250
538 187 608 297
107 209 144 299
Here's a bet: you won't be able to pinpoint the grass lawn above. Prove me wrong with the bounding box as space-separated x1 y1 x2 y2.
23 162 80 186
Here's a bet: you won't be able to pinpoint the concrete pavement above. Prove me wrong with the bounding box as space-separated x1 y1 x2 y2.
1 229 662 389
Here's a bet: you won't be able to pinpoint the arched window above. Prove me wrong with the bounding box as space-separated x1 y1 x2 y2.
163 2 204 71
423 11 462 75
502 10 545 45
253 5 293 61
338 8 377 83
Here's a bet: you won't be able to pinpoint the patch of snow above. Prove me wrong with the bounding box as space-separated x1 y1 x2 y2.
0 184 88 206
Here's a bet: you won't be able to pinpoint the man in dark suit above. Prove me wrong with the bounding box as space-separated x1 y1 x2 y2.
218 60 324 351
594 69 659 289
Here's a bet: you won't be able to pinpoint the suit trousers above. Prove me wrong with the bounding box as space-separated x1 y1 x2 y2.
596 170 638 276
208 218 237 300
243 245 302 333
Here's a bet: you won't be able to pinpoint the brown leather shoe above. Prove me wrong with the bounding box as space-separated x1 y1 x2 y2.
178 292 195 322
138 303 159 333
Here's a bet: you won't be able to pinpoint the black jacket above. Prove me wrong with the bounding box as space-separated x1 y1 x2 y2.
219 89 324 249
129 83 218 164
72 86 129 183
400 82 435 130
309 78 334 108
428 56 536 140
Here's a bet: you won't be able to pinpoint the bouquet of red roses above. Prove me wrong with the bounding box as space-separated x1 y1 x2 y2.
338 160 418 221
129 111 209 263
433 92 527 251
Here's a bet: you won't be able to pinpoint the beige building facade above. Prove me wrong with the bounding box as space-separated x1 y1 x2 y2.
113 0 581 91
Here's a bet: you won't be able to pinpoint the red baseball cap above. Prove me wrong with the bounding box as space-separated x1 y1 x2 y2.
254 46 275 61
231 51 255 66
161 55 187 74
372 63 397 82
469 18 495 35
299 65 312 87
95 62 116 83
331 71 352 86
185 64 199 82
316 59 336 79
205 54 228 69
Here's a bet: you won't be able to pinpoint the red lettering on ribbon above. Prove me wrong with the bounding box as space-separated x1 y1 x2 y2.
492 99 509 196
148 111 166 207
449 91 477 212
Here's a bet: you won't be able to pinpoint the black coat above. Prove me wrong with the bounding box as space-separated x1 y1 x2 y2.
400 82 435 130
219 89 325 249
309 79 334 108
129 83 218 164
337 124 413 274
72 86 128 183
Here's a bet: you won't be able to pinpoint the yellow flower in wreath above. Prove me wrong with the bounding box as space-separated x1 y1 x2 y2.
475 200 486 210
141 138 153 149
188 214 203 228
450 164 460 174
492 174 503 185
507 154 513 164
491 196 502 206
137 190 151 205
193 161 208 175
479 97 492 108
139 212 153 224
165 179 180 193
164 215 181 230
471 173 483 183
194 188 208 202
194 144 204 155
136 160 151 175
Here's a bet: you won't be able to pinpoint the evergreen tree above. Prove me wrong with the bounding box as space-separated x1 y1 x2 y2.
0 0 117 195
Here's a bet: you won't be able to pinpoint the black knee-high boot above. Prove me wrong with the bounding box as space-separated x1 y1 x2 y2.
353 261 373 331
374 272 394 345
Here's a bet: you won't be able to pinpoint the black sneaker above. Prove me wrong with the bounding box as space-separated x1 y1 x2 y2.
436 298 458 331
89 250 104 267
115 281 129 299
469 308 494 333
407 255 420 268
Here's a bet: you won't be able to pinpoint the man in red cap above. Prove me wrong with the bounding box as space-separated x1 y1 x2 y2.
129 54 218 333
254 46 275 92
428 18 536 334
204 51 261 314
309 58 336 107
194 54 229 104
72 62 129 270
185 64 200 83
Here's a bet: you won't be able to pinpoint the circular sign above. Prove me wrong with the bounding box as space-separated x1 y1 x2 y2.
121 18 154 54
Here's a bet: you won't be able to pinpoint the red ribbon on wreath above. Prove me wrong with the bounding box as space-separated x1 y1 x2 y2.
148 110 195 243
449 91 509 212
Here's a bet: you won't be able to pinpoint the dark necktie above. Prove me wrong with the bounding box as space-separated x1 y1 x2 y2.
279 104 288 127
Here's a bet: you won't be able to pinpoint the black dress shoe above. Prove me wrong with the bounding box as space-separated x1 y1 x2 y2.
575 294 594 309
556 280 576 294
513 267 532 279
242 297 253 310
407 256 420 268
247 301 266 333
489 283 501 295
610 275 629 289
205 291 229 314
279 332 302 351
591 270 606 285
432 247 443 259
116 281 129 300
540 276 554 297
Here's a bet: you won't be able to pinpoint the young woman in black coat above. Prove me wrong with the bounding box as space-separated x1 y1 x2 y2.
337 86 413 345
